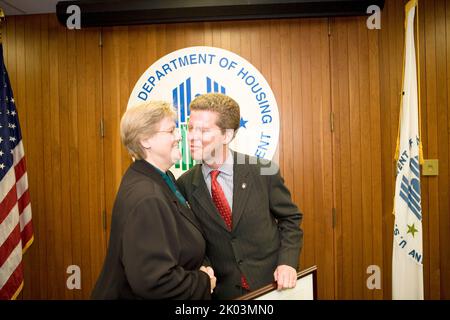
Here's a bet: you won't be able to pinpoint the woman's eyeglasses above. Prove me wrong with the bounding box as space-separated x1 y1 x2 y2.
156 127 179 136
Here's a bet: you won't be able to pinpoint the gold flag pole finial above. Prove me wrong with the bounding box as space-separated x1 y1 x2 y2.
0 8 5 44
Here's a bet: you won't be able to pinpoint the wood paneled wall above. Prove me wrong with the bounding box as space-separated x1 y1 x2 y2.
418 0 449 299
101 18 335 299
3 15 105 299
330 15 384 299
2 0 449 300
330 0 450 299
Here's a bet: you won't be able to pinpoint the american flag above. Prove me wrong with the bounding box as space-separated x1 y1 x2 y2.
0 44 33 300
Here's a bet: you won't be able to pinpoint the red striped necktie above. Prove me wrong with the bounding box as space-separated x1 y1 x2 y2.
210 170 250 291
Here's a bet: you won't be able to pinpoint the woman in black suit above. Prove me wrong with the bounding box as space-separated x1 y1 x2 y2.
91 101 215 299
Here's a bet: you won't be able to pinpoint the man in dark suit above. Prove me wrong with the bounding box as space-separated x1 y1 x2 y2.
177 93 303 299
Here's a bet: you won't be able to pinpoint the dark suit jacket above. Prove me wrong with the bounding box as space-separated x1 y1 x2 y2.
91 160 211 299
177 152 303 299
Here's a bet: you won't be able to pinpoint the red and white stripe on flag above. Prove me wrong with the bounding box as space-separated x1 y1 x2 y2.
0 141 33 299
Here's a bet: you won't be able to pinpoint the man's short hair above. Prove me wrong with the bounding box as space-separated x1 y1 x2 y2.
120 101 176 160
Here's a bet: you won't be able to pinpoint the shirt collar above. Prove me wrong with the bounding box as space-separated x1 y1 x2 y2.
201 149 234 178
149 163 163 174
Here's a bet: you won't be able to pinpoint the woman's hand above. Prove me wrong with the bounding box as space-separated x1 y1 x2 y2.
200 266 216 293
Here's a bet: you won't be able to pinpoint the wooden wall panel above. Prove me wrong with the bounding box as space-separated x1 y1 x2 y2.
420 0 450 299
442 0 450 299
330 5 387 299
3 15 105 299
367 15 383 301
305 19 335 300
422 0 440 300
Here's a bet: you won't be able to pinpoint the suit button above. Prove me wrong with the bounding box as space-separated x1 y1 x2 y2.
238 260 243 265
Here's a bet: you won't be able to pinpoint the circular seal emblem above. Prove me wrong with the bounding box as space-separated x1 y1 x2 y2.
128 46 279 177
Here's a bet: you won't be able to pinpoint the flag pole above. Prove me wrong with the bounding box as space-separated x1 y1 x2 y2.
393 0 415 216
0 8 4 44
415 1 424 165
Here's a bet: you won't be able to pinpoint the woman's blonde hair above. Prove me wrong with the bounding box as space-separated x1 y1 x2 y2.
120 101 176 160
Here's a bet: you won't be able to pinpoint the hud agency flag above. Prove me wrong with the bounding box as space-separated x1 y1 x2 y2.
392 0 423 300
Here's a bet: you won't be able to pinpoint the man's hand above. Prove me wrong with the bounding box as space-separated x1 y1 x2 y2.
200 266 216 293
273 265 297 290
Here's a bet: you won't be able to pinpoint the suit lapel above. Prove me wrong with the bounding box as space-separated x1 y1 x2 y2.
132 160 204 235
231 159 251 230
192 164 230 231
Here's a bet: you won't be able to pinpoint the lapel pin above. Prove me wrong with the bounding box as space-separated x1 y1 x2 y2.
241 183 247 189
